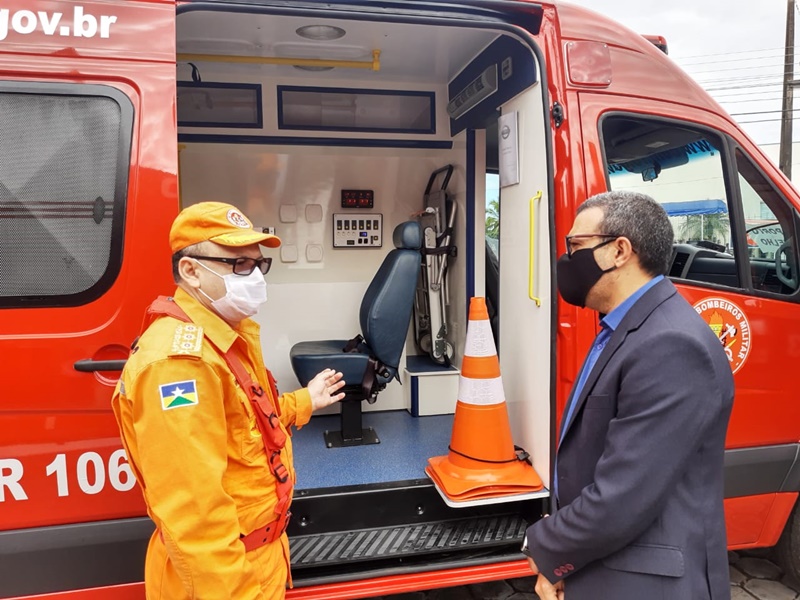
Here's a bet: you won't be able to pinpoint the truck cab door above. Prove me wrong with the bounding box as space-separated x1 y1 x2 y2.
578 91 800 547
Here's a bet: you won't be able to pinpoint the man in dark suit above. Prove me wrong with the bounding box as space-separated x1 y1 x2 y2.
525 190 734 600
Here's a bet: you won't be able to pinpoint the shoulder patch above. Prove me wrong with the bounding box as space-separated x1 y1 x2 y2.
159 379 199 410
169 323 204 358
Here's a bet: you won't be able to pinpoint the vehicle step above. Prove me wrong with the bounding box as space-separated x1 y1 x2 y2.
290 514 527 569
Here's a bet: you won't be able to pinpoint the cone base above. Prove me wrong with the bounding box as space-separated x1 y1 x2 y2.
426 454 544 502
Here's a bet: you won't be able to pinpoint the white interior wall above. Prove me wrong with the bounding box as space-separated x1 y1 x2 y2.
179 143 470 412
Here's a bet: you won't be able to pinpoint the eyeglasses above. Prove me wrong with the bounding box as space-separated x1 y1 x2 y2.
564 234 618 258
189 255 272 276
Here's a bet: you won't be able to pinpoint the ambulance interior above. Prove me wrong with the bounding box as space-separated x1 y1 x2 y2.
175 7 552 515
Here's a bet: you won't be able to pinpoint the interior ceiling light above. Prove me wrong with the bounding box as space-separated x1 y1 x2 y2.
296 25 346 41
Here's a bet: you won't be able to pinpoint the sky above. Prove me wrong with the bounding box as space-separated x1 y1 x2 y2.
564 0 795 146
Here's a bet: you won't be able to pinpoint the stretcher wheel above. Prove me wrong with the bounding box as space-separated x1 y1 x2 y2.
432 341 454 365
419 334 432 353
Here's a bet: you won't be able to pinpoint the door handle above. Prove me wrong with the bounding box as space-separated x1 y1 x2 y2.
74 359 126 372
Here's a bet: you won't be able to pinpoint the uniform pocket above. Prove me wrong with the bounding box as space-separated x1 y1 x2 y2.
241 427 265 464
602 543 684 578
234 394 264 464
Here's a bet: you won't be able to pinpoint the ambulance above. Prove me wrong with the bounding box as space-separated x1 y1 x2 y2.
2 1 800 598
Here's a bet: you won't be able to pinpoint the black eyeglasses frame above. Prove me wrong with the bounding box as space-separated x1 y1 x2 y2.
564 234 619 258
189 255 272 276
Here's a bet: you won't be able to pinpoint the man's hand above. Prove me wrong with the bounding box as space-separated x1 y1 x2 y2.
535 573 564 600
526 536 564 600
308 369 346 411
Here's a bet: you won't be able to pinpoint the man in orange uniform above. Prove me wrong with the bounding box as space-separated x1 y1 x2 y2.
112 202 345 599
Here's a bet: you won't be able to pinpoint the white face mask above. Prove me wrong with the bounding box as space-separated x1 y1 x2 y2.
195 259 267 322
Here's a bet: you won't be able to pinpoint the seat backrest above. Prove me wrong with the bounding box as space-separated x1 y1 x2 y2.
359 221 421 376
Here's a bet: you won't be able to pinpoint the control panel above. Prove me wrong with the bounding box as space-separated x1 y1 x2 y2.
333 213 383 248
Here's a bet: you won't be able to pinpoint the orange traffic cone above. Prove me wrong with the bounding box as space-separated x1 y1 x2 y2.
426 297 543 502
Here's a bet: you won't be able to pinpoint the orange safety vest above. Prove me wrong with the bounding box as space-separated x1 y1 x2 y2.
143 295 293 549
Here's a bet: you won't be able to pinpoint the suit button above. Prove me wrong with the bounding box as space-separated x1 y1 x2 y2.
554 568 564 577
565 563 574 571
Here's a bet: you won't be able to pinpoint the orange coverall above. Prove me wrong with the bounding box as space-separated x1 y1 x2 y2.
112 288 312 599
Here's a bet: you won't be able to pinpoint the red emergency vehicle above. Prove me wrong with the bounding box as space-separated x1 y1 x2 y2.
2 1 800 598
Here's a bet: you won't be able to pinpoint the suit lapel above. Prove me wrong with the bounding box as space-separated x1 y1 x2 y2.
559 279 678 443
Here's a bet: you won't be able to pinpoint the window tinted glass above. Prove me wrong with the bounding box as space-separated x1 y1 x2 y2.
0 85 131 306
603 116 738 288
737 149 799 295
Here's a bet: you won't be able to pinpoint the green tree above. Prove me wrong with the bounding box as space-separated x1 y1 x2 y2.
486 199 499 239
679 213 730 245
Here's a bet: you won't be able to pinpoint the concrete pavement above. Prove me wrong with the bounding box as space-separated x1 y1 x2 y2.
372 550 800 599
729 551 800 600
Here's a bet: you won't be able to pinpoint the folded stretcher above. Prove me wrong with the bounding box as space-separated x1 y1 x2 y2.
413 165 457 365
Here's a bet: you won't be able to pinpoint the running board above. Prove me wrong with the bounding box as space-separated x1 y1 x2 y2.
290 514 527 569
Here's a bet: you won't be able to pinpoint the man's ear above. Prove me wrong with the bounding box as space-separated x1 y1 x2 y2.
613 236 636 267
179 256 202 289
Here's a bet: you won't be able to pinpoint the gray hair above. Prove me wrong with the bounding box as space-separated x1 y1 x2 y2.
578 190 673 276
171 241 210 284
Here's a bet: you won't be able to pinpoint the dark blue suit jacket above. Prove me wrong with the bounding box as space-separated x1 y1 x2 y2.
526 279 734 600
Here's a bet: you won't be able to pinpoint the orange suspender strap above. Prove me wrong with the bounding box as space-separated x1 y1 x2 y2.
221 348 294 548
144 296 292 548
142 295 188 332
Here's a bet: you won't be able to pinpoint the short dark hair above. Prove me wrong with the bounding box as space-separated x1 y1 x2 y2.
171 249 188 284
171 241 208 284
578 190 674 276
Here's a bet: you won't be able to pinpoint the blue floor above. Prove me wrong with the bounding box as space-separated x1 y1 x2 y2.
292 410 454 490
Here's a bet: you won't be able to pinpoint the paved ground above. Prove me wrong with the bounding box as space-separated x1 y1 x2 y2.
367 550 800 599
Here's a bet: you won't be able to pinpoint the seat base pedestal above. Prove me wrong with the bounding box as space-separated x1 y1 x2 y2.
324 427 380 448
323 397 380 448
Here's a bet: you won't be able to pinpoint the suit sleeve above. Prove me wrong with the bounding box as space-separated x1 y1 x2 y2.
277 387 313 429
527 329 724 580
130 358 262 600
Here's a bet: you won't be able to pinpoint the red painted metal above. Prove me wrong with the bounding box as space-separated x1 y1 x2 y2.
12 583 145 600
285 561 535 599
10 562 534 600
566 41 612 87
2 0 800 597
0 0 176 531
726 493 798 549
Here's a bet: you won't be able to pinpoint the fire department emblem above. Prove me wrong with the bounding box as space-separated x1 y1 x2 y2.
227 209 251 228
693 297 751 374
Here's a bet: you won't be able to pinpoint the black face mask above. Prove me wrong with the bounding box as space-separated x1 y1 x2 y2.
556 239 617 308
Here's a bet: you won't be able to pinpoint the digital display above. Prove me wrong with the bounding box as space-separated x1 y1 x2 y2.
341 190 374 209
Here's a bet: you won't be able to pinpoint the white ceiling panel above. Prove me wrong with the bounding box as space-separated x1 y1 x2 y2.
177 9 501 85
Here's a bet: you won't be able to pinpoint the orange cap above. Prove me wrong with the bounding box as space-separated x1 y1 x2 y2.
169 202 281 252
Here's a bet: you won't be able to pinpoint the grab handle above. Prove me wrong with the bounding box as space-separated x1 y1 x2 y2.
529 191 543 307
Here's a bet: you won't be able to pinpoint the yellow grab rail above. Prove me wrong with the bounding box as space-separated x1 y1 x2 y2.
529 191 543 306
177 49 381 72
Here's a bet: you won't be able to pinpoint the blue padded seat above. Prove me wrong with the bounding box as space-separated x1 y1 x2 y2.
290 221 422 392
